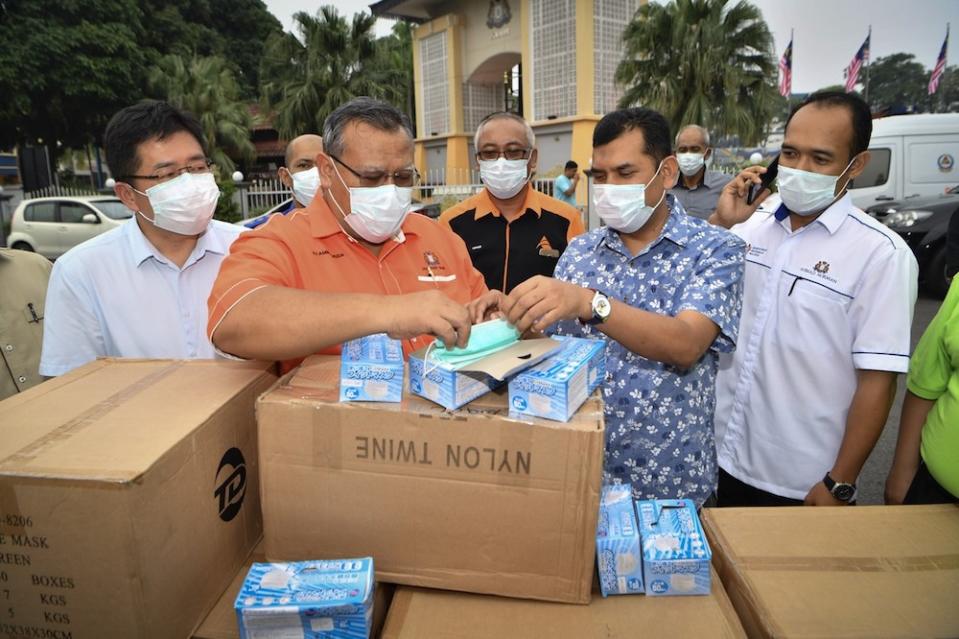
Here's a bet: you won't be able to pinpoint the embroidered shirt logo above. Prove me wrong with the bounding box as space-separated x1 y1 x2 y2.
537 236 559 258
814 260 830 274
424 251 441 268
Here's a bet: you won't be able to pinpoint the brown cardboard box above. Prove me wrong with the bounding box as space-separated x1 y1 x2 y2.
256 355 605 604
703 505 959 638
381 572 746 638
0 359 277 639
192 543 395 639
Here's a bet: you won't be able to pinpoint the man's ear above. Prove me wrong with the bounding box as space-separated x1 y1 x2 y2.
704 147 713 162
278 167 292 189
660 155 680 190
846 150 871 180
114 182 140 213
528 148 538 175
317 153 335 190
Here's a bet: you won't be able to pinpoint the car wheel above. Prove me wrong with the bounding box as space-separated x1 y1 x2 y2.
924 245 950 299
11 241 34 252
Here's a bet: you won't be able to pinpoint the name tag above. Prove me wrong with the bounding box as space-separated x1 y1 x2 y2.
418 274 457 282
538 248 560 258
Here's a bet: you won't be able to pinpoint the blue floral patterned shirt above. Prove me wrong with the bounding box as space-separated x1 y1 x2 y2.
552 196 745 506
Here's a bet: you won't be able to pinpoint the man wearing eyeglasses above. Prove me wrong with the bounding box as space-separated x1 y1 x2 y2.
208 97 495 373
439 112 584 293
39 100 242 377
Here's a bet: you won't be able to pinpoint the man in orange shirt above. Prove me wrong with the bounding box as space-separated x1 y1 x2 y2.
440 112 584 293
208 98 494 373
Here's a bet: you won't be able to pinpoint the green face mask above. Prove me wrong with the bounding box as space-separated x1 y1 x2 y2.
428 318 521 368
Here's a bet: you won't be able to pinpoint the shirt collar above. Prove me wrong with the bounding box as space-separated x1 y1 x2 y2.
674 168 723 191
772 192 850 235
474 185 542 220
597 194 694 257
125 218 229 268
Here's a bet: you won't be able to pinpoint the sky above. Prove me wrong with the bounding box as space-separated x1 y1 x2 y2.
263 0 956 93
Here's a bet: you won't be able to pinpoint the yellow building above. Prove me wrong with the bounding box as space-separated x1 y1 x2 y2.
370 0 644 204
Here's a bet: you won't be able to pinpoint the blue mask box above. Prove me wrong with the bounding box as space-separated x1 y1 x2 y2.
408 338 562 410
596 485 644 596
235 557 375 639
635 499 712 596
508 336 606 422
340 333 405 403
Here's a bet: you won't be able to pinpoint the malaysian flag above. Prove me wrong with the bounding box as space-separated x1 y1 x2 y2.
844 32 870 93
779 37 793 97
929 26 949 95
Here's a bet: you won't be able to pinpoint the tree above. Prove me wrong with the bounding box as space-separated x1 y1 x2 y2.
148 54 255 173
935 65 959 112
866 53 929 113
259 6 411 140
616 0 778 145
0 0 146 159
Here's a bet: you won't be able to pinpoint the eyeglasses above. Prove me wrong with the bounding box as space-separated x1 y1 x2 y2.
121 158 214 184
330 155 420 188
476 147 531 162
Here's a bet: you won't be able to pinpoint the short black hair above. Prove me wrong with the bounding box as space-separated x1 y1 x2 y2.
323 97 413 158
592 107 671 164
786 90 872 160
564 160 578 170
104 100 207 180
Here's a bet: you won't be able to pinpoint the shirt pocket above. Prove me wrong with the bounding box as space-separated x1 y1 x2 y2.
777 275 853 356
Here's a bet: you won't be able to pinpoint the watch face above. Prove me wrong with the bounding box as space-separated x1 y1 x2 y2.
833 484 855 502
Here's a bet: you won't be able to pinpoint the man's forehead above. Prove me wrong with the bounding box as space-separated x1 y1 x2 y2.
592 128 654 168
677 128 706 146
784 105 853 154
478 118 527 145
138 132 204 167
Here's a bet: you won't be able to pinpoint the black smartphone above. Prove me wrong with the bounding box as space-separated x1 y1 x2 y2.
747 155 779 205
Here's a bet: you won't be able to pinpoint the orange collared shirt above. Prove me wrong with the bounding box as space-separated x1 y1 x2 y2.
208 198 488 373
439 186 585 293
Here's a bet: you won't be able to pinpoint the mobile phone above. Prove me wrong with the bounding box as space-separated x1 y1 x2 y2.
747 155 779 205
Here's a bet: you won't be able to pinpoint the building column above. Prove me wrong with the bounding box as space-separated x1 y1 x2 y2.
444 17 471 185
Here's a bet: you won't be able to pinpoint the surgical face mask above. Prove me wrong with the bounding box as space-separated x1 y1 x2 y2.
676 152 706 177
133 172 219 236
328 164 412 243
777 157 856 216
592 162 666 233
291 166 320 206
479 158 529 200
427 318 520 369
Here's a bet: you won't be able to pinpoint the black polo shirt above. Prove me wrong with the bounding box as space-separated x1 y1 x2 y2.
439 186 584 293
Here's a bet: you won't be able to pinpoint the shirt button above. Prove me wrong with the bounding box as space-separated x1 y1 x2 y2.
18 376 26 383
4 344 13 351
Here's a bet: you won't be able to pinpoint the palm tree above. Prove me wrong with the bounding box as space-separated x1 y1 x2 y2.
148 54 255 174
258 6 410 140
616 0 778 145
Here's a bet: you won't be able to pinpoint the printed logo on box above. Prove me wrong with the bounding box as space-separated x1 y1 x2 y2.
214 447 246 522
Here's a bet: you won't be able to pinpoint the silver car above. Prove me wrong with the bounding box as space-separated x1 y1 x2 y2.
8 196 133 259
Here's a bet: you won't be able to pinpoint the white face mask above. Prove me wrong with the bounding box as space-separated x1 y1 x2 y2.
290 166 320 206
479 158 529 200
777 157 856 216
328 163 412 244
592 162 666 233
134 172 219 236
677 152 706 177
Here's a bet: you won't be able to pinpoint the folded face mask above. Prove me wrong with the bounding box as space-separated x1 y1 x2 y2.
428 318 521 369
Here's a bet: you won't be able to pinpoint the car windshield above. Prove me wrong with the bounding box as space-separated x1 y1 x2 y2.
90 199 134 220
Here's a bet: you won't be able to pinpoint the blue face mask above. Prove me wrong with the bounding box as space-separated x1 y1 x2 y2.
428 318 521 368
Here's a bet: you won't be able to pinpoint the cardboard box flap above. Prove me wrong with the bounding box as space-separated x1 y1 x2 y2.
0 358 274 482
269 356 603 432
454 338 562 380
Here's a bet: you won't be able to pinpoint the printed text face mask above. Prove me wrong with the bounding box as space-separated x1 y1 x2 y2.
134 172 219 236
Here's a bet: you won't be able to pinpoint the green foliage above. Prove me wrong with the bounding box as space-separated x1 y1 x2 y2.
214 176 242 223
866 53 930 112
259 5 413 139
616 0 779 145
148 54 255 173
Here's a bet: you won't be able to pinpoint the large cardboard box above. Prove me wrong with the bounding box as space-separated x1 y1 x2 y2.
381 576 746 638
192 544 395 639
257 355 605 604
0 359 277 639
703 505 959 638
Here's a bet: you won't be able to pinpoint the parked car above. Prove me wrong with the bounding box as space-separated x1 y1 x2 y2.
866 185 959 297
849 113 959 210
8 196 133 259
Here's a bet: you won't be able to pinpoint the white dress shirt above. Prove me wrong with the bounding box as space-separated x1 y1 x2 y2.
40 218 242 376
714 193 918 499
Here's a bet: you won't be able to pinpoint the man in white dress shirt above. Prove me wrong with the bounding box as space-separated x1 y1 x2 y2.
709 90 918 507
39 100 242 376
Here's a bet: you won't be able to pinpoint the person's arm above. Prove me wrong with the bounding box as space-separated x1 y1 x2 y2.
708 165 771 229
212 287 471 361
38 259 105 376
563 173 579 197
885 391 935 504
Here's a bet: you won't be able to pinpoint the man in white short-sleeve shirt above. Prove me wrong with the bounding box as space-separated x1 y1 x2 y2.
709 90 918 507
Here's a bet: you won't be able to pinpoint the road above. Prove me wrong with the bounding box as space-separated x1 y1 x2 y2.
857 293 941 504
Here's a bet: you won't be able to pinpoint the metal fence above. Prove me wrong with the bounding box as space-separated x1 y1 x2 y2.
25 184 100 199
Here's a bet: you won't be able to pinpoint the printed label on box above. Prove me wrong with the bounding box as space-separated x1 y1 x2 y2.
636 499 711 596
596 485 644 596
340 334 404 403
509 336 606 422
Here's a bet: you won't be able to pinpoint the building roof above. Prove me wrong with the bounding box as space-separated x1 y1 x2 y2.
369 0 445 22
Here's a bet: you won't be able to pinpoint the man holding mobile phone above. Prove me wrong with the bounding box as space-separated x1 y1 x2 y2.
708 91 918 507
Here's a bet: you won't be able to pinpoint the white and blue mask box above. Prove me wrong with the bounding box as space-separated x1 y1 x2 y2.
235 557 375 639
407 349 502 411
596 485 644 597
635 499 712 596
508 336 606 422
340 333 404 403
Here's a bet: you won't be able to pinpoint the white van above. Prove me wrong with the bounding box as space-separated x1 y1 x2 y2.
849 113 959 209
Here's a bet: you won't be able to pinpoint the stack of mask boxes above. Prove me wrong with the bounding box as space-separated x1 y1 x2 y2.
340 334 405 403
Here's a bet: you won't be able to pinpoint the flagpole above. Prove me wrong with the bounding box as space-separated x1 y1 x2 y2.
942 23 950 113
864 25 872 104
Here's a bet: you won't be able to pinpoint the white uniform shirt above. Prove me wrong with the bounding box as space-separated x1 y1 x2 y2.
714 193 918 499
40 218 242 376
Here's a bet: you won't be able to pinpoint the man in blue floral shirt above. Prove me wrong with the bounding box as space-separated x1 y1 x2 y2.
500 108 745 507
